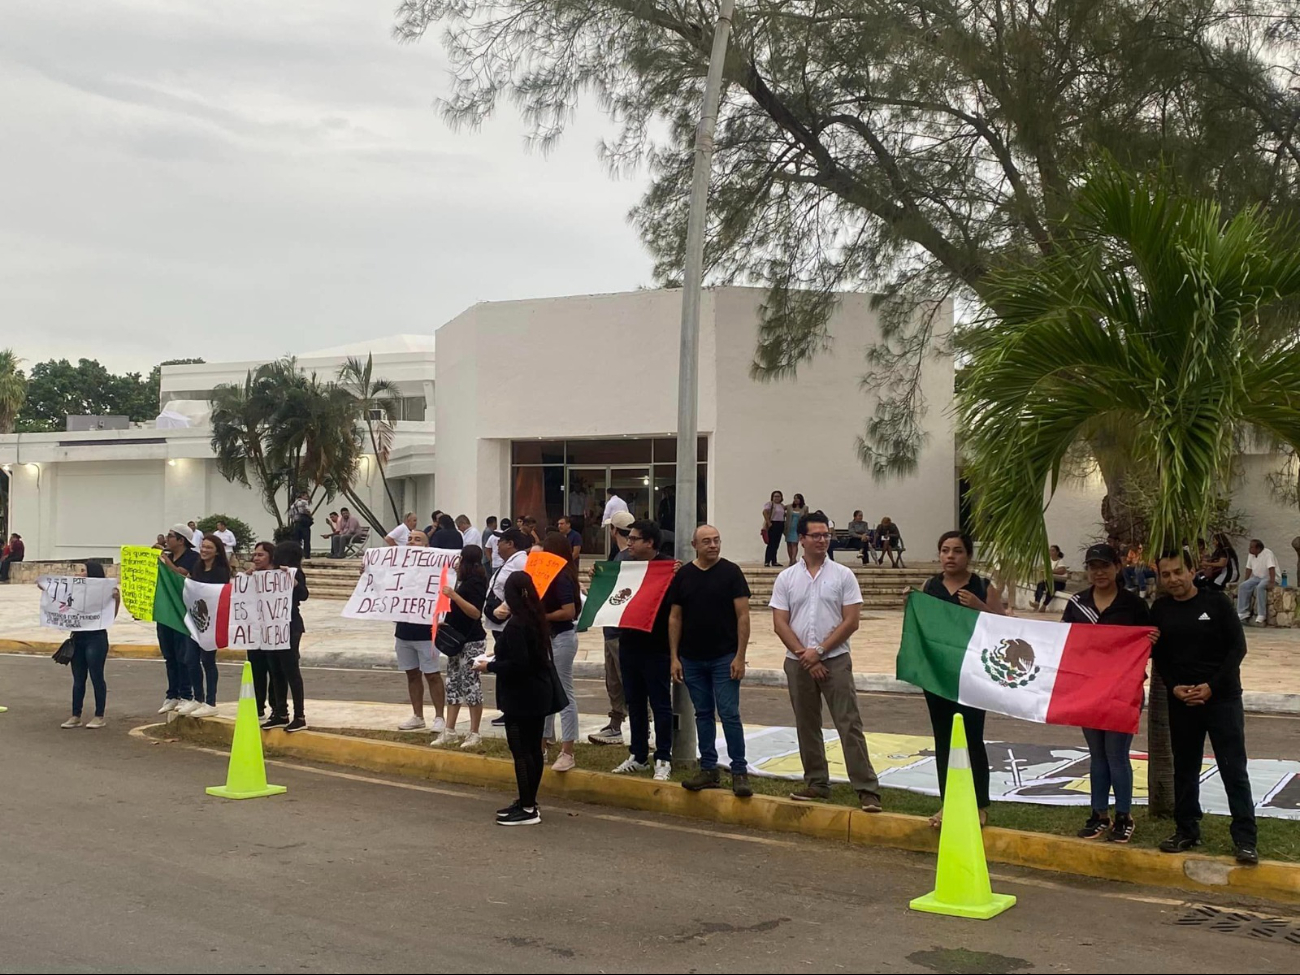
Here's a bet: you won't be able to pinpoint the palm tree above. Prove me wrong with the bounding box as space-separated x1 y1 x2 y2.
0 349 26 434
337 354 401 524
210 368 286 529
267 368 363 511
958 163 1300 815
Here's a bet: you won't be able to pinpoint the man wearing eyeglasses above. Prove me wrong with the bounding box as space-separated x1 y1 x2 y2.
770 510 883 812
589 510 635 746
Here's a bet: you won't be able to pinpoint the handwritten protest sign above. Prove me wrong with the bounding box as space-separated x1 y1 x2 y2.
38 576 119 631
341 546 460 625
525 551 568 597
119 545 161 621
184 569 296 650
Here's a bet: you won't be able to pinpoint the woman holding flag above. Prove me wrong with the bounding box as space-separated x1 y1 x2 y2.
168 534 230 717
920 530 1005 828
1061 543 1153 843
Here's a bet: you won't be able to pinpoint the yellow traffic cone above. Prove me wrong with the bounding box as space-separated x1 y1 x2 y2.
206 662 287 800
909 713 1016 919
0 706 7 713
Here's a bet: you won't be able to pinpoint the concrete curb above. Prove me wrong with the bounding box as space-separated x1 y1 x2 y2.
166 714 1300 906
4 638 1296 714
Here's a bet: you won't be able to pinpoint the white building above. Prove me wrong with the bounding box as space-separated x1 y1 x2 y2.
1 336 436 560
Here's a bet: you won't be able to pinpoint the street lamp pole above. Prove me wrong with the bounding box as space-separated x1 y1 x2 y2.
673 0 737 762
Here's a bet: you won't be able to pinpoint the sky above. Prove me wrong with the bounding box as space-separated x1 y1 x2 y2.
0 0 655 374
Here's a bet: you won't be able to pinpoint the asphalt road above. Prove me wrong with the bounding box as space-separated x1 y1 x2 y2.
2 654 1299 973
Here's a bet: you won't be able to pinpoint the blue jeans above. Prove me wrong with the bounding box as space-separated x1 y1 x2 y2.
71 630 109 718
1237 575 1268 618
185 638 219 707
1124 566 1156 594
158 624 192 701
682 654 746 774
1082 727 1134 815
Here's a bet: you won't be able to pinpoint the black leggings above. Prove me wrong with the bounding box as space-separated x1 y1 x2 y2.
268 632 305 720
247 648 271 716
505 715 545 808
765 522 785 565
924 691 991 809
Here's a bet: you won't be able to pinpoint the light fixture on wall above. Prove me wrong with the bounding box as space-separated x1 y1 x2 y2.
168 459 177 467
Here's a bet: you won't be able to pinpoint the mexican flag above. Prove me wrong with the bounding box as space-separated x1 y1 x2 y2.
182 578 234 651
896 592 1153 734
576 560 675 632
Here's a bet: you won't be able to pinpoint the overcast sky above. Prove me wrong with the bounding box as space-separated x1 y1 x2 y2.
0 0 655 374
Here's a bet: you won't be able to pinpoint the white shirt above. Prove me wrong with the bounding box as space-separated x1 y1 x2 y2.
462 526 483 549
215 529 237 557
1248 548 1279 579
769 558 863 661
387 522 412 546
485 550 529 632
190 529 204 549
602 495 630 526
484 531 502 567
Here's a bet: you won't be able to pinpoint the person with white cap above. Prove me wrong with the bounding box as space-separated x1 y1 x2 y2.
155 525 199 714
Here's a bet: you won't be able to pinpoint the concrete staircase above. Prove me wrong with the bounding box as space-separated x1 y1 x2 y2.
304 556 939 614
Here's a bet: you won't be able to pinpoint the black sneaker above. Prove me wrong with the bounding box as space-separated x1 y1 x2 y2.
491 714 507 727
1108 815 1135 844
497 806 541 826
285 717 308 734
732 773 754 798
497 800 524 819
1078 813 1111 839
1235 845 1260 866
261 714 290 731
1159 832 1201 853
682 768 722 792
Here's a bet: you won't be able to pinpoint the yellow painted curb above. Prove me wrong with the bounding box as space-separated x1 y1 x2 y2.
0 639 244 663
165 716 1300 905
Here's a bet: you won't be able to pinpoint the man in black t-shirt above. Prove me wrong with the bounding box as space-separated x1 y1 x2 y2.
669 525 753 796
1151 550 1258 865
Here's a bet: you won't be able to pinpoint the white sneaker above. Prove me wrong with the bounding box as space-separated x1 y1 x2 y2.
85 716 106 730
612 757 650 774
60 716 82 729
1239 611 1251 621
176 699 202 716
431 717 447 733
460 732 483 749
432 729 461 746
654 760 672 781
398 714 427 731
191 704 219 718
1255 616 1267 625
158 698 180 714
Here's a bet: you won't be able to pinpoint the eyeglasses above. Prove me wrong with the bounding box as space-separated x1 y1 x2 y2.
627 534 645 542
803 533 832 541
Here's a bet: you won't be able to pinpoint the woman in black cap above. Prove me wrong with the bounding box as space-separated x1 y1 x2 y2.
1061 542 1153 843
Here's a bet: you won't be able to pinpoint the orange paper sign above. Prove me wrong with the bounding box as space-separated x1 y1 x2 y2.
525 551 569 597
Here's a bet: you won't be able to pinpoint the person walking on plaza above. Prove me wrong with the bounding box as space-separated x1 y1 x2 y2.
1062 543 1153 843
1031 544 1069 612
262 541 310 733
394 530 447 733
169 533 231 717
1152 550 1258 864
589 509 635 745
434 544 488 749
611 520 676 781
762 490 786 567
1237 538 1278 626
784 494 807 566
670 525 753 796
330 507 363 558
770 510 883 812
385 511 418 547
58 562 118 730
155 527 197 713
541 532 581 772
475 572 566 826
919 530 1006 827
0 532 24 581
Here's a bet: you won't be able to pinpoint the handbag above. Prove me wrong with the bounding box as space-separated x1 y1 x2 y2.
761 528 770 545
434 623 468 656
545 659 569 716
52 639 74 666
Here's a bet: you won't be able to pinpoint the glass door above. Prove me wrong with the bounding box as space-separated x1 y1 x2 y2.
567 467 607 556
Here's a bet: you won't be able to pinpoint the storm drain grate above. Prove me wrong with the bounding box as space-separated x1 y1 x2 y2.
1175 905 1300 945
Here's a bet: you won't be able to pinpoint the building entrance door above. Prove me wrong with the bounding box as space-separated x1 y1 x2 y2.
568 466 650 558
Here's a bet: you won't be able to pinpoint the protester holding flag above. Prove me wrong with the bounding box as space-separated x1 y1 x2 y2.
58 562 119 730
245 542 277 719
167 533 230 717
918 531 1005 828
265 540 309 733
1061 543 1153 843
394 531 447 733
541 531 581 773
474 572 566 826
156 526 197 713
435 544 488 748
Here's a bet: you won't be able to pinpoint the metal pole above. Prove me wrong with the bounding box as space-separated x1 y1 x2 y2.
673 0 736 764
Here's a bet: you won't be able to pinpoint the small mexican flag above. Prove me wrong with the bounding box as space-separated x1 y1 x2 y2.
897 592 1153 734
576 560 675 632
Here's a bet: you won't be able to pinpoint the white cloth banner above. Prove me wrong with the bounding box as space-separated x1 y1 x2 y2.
38 576 119 631
342 546 459 624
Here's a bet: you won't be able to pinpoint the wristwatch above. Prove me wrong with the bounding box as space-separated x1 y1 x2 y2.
814 645 827 658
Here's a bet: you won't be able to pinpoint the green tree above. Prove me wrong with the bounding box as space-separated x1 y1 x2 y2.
0 350 25 434
395 0 1300 493
15 358 189 431
957 163 1300 813
210 369 286 529
338 354 401 525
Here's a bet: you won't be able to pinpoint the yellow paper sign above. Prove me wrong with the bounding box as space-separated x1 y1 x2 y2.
525 551 569 597
120 545 161 621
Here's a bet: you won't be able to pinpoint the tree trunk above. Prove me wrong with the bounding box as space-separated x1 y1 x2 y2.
366 421 401 524
1146 671 1175 818
343 488 388 537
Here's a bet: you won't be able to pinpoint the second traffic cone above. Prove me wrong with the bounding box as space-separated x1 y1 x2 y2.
909 713 1016 920
206 661 287 801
